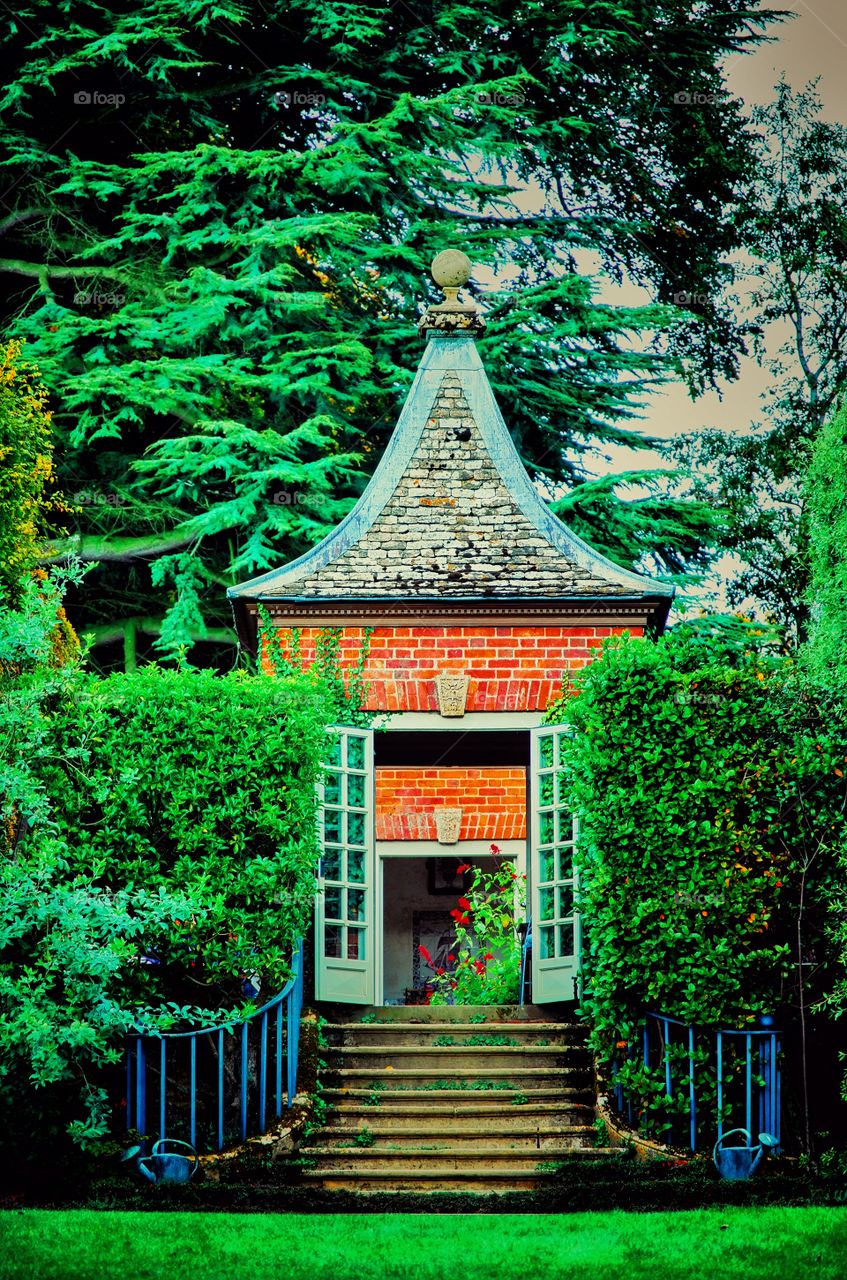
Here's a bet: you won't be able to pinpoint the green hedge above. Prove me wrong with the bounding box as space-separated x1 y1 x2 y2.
1 576 340 1150
38 665 332 1005
805 404 847 1068
546 628 846 1133
806 401 847 685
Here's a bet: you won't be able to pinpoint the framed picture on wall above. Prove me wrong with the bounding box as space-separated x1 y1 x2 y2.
412 911 457 987
426 858 473 897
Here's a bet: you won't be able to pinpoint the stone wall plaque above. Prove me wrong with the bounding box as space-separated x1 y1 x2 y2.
436 672 470 717
434 807 463 844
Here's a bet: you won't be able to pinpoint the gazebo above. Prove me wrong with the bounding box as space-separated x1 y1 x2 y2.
229 251 673 1006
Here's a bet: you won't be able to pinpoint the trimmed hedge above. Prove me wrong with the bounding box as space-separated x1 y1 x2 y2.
1 580 339 1151
546 628 847 1137
806 401 847 685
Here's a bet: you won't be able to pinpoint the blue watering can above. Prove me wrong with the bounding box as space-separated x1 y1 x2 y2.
713 1128 779 1181
123 1139 199 1185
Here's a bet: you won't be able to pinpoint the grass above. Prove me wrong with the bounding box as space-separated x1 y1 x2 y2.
0 1207 845 1280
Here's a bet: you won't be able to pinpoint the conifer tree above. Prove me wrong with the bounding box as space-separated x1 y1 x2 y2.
0 1 778 663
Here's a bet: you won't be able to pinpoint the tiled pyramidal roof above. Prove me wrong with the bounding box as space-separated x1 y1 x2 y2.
284 370 636 597
229 256 673 606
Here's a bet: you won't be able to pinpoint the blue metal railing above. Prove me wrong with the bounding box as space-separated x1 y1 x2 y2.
611 1010 781 1153
716 1024 781 1148
126 939 304 1152
519 922 532 1005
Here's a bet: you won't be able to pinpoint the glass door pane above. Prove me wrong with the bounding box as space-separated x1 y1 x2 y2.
530 726 580 1002
315 727 375 1003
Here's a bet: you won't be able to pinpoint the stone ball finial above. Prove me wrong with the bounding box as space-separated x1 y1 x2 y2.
431 249 472 289
419 249 484 335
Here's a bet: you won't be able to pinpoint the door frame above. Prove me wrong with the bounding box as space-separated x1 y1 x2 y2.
315 717 539 1006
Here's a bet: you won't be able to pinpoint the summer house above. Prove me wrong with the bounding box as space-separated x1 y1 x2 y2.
229 251 674 1009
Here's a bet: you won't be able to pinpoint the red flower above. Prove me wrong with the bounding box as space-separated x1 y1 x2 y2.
457 897 471 911
447 954 456 963
473 959 486 975
483 952 494 961
456 863 471 874
435 968 445 975
490 844 500 854
450 910 470 924
418 945 433 965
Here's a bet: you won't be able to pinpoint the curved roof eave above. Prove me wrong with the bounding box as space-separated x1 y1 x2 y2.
228 334 675 603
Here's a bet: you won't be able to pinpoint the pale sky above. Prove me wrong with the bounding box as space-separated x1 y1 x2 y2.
475 0 844 510
636 0 847 452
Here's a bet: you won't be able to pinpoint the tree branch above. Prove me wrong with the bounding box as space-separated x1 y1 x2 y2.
0 208 51 236
41 531 197 564
82 616 235 648
0 258 130 284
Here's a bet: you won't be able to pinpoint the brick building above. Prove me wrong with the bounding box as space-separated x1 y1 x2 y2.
229 251 673 1007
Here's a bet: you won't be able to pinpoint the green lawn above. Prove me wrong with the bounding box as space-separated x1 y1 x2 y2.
0 1207 845 1280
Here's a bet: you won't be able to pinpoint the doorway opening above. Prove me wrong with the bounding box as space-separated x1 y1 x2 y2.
380 852 515 1004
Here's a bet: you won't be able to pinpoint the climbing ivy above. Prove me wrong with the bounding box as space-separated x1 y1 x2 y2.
258 606 375 728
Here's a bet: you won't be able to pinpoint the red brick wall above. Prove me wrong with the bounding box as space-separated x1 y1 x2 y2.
264 623 640 712
376 767 526 841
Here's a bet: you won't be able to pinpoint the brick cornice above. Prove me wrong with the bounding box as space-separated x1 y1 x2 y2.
249 595 668 631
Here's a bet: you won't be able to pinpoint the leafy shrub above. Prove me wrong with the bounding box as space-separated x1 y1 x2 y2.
36 664 332 1007
0 574 339 1153
546 627 846 1135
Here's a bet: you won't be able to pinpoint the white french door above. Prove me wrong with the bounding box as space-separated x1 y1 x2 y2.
529 726 580 1003
315 727 376 1003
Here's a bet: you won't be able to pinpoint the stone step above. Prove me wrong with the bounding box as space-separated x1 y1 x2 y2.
310 1008 598 1194
300 1169 546 1192
324 1022 584 1047
301 1149 622 1193
323 1087 593 1106
328 1067 591 1090
327 1005 568 1025
327 1047 585 1073
327 1106 594 1129
305 1144 597 1170
320 1124 595 1150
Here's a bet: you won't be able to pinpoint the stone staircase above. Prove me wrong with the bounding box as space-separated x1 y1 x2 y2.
301 1005 618 1192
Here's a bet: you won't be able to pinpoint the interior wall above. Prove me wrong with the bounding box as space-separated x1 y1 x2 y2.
375 730 530 767
381 854 507 1004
